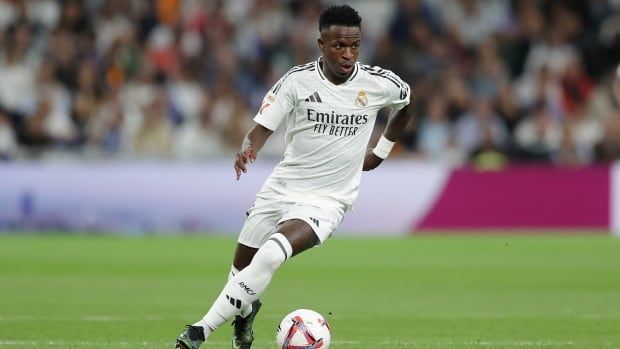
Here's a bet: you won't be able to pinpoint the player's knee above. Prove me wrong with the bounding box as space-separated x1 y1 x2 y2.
253 233 293 271
275 219 320 255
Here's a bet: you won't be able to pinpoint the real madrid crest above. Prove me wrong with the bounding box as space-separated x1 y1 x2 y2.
355 90 368 108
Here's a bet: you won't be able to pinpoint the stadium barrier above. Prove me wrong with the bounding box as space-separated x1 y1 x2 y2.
0 161 617 235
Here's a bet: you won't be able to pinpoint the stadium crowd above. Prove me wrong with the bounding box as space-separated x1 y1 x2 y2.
0 0 620 168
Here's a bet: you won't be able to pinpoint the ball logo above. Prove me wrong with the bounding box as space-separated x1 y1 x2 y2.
355 90 368 108
277 309 331 349
282 316 324 349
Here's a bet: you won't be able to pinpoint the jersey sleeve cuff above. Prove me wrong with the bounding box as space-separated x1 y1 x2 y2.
253 115 278 131
389 101 408 110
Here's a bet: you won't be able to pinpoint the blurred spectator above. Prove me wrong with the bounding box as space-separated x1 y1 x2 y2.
443 72 472 121
514 102 562 162
417 95 465 165
494 83 524 137
455 97 508 156
522 24 578 79
286 0 321 67
0 108 17 159
0 22 36 117
132 89 173 157
560 58 594 116
173 106 225 160
168 65 205 125
433 0 511 48
594 113 620 162
470 126 509 171
88 90 125 154
563 110 603 164
71 60 102 145
471 38 509 99
585 69 620 122
554 122 589 167
221 93 254 152
0 0 617 165
33 58 74 145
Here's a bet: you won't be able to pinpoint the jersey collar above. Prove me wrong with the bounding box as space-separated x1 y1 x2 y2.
315 57 359 85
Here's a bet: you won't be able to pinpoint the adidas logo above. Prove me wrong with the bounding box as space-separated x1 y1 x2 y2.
309 217 320 227
304 92 322 103
226 295 242 309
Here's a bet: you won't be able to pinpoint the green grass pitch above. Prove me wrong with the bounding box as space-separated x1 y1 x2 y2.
1 234 619 348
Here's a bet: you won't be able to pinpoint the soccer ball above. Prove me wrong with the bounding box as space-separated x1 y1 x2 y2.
276 309 331 349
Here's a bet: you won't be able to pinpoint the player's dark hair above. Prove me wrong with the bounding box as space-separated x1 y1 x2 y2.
318 5 361 32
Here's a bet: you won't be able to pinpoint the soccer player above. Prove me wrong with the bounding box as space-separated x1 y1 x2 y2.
175 4 413 349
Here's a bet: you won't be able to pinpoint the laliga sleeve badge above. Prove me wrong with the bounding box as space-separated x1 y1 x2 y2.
355 90 368 108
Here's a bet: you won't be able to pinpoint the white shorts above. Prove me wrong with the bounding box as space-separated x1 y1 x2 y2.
238 196 346 248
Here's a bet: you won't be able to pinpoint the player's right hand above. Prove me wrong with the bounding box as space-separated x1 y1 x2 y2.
234 149 257 180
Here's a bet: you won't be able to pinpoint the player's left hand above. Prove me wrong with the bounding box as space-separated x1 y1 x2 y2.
234 148 257 180
362 148 383 171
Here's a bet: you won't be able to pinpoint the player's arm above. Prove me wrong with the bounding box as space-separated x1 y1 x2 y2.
235 68 296 179
364 70 413 171
363 95 414 171
234 123 273 180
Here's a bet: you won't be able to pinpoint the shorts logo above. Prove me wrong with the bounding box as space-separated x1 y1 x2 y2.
309 217 320 227
355 90 368 107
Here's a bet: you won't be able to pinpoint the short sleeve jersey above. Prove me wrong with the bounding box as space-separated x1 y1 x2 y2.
254 57 410 206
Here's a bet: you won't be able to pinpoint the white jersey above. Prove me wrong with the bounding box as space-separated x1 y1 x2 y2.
254 57 410 206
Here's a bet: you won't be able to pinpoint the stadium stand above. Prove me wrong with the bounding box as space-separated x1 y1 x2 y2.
0 0 619 166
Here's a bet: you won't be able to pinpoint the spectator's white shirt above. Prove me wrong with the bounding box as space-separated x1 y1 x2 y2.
173 120 225 160
254 58 410 206
0 118 17 156
0 60 35 115
168 79 205 123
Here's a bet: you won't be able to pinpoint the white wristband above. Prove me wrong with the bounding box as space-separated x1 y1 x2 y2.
372 135 395 159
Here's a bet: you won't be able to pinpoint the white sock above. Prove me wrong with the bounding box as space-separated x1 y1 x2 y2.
193 233 292 338
228 266 252 318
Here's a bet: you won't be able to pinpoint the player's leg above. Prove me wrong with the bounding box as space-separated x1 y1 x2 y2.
175 198 281 349
175 200 343 349
232 243 258 270
194 222 315 324
175 200 272 349
231 243 259 318
182 220 316 347
175 244 262 349
275 218 319 256
228 216 323 349
230 243 261 349
221 200 345 340
228 220 316 349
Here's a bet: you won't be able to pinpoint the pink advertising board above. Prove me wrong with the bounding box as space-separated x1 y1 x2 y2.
416 166 610 231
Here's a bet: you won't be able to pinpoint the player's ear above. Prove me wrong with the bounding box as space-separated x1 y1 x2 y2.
317 37 324 51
